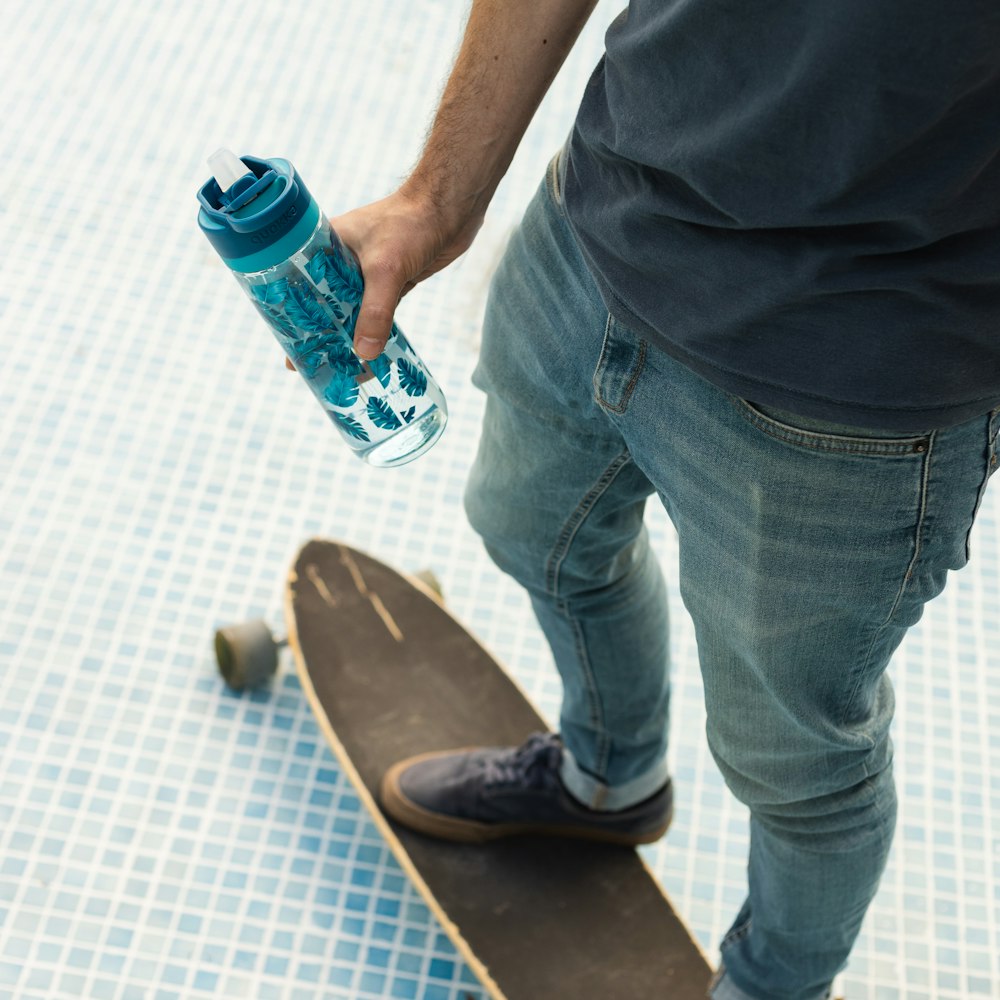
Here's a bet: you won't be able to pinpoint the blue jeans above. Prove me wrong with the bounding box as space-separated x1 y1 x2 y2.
464 152 1000 1000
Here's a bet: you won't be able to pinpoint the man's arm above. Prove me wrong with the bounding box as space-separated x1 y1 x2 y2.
402 0 599 244
329 0 599 361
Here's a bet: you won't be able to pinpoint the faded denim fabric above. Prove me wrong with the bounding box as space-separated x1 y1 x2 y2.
464 157 999 1000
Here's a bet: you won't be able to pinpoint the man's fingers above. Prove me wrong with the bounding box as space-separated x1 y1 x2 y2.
353 264 403 360
284 258 401 367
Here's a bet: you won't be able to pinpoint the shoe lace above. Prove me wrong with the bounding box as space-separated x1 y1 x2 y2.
482 733 562 790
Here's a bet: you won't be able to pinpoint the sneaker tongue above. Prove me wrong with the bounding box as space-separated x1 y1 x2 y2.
484 734 562 790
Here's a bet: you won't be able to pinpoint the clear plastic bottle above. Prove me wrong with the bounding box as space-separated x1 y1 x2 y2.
197 149 447 467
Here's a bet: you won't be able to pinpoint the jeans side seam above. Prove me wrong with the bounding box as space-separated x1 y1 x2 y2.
887 427 934 615
544 448 635 778
841 431 934 727
563 607 610 776
543 448 634 597
965 412 999 561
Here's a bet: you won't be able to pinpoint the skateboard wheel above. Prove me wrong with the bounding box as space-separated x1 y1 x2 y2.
412 568 443 600
214 619 279 690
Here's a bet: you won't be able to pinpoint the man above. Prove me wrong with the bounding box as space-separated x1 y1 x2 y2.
304 2 1000 996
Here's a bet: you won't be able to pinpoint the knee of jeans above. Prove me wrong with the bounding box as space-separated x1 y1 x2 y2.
464 469 507 550
464 465 653 603
707 729 897 849
463 471 541 585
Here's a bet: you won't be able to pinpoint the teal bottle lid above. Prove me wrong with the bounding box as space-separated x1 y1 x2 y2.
197 151 321 273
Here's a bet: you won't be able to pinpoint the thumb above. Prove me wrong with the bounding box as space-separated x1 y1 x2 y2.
352 262 402 360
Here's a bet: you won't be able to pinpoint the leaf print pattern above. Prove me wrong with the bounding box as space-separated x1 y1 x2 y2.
333 413 370 442
284 283 331 334
232 226 442 459
252 300 297 341
398 358 428 397
326 338 363 376
367 397 401 430
292 348 324 379
304 251 328 288
309 250 363 309
250 278 288 305
290 334 329 377
368 354 392 389
324 371 360 409
329 239 364 294
389 323 409 351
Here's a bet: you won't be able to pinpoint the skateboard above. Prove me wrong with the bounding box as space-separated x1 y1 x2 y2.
215 538 714 999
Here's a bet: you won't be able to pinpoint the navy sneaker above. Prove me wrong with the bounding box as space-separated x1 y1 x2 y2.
379 732 672 845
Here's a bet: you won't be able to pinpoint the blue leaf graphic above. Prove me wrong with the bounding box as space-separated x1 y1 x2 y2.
397 358 428 397
367 397 402 430
293 335 329 378
326 339 363 375
368 355 392 389
389 323 409 351
308 250 363 308
330 241 364 294
294 352 323 378
326 268 363 309
254 301 297 341
305 252 327 287
298 334 329 355
324 372 360 409
333 413 370 442
284 283 330 335
401 406 416 424
323 296 347 324
250 279 288 305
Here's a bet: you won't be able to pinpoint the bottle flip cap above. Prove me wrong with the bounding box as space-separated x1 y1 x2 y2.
196 148 320 273
208 148 251 193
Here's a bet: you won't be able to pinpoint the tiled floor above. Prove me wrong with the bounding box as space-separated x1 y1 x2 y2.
1 2 997 998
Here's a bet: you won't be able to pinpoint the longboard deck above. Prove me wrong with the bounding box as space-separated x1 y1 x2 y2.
285 539 713 999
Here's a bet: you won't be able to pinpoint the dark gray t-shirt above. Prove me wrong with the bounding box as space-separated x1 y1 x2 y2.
563 0 1000 430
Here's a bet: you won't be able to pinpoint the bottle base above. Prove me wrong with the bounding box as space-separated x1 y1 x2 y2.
360 406 447 468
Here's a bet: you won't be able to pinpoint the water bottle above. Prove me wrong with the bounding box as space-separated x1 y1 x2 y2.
196 149 447 467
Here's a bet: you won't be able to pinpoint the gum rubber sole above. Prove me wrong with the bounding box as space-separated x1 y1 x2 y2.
379 750 672 847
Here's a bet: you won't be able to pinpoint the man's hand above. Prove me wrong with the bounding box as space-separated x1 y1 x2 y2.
336 190 484 360
286 0 598 371
284 191 482 369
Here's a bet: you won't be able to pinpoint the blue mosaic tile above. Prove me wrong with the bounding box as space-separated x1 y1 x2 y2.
0 1 997 998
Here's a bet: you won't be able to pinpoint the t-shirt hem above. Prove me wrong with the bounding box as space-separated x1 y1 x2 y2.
597 277 1000 434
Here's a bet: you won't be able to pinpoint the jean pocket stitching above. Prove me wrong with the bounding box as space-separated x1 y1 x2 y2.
731 397 930 457
720 915 753 951
593 318 647 415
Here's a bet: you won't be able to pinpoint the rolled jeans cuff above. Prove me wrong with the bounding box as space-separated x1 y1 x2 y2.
710 967 831 1000
559 745 670 811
